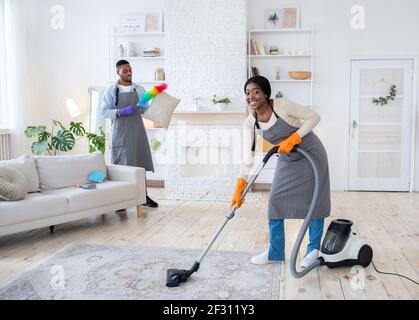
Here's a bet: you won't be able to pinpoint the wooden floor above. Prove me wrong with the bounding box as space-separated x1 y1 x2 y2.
0 189 418 300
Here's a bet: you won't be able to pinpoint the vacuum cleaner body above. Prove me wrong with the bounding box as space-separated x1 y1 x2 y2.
318 219 373 268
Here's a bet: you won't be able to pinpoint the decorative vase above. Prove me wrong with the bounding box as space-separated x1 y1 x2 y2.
155 68 165 81
117 44 125 57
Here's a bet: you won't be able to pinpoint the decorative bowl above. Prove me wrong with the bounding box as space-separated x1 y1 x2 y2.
289 71 311 80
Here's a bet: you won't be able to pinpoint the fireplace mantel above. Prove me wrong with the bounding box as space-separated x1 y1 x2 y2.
172 111 247 125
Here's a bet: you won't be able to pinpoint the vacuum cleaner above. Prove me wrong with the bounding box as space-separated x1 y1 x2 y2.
166 146 373 287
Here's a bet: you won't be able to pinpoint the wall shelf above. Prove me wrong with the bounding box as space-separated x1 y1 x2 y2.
173 111 247 114
111 56 165 60
249 29 312 34
108 80 165 85
249 54 311 58
269 79 312 83
109 32 165 36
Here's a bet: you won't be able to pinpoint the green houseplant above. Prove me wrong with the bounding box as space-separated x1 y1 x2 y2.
211 95 231 111
25 120 105 156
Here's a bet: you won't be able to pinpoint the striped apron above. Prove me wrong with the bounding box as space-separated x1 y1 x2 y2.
263 116 331 219
111 90 154 172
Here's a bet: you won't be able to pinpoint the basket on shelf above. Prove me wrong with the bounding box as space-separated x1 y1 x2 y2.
288 71 311 80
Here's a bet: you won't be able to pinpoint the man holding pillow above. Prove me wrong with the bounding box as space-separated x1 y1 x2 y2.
101 60 158 208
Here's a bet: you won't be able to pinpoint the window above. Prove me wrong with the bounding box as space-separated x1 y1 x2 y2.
0 0 9 129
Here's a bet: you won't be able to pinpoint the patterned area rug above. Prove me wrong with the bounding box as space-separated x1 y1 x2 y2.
0 244 281 300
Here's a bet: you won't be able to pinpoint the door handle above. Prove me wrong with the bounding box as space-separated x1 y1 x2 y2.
351 120 358 139
352 120 358 129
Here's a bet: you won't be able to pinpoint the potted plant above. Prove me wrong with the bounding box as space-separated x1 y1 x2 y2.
25 120 105 156
211 95 232 111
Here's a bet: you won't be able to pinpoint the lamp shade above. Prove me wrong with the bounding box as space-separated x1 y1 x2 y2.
65 98 82 118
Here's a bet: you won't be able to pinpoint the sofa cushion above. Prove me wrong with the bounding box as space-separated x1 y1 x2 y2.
43 181 136 213
0 155 40 193
35 153 107 191
0 192 68 227
0 166 29 201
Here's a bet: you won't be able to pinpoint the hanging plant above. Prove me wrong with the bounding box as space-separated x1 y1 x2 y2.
372 84 397 106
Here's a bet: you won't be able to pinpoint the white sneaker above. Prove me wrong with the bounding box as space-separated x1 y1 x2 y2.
301 249 319 268
251 250 282 265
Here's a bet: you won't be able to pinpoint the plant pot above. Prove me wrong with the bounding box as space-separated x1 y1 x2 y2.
215 103 228 112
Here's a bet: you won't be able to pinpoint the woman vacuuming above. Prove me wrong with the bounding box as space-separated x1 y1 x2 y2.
231 76 331 267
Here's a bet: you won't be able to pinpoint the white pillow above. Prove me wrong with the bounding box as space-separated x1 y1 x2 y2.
35 152 107 191
0 165 29 201
143 92 180 128
0 155 40 193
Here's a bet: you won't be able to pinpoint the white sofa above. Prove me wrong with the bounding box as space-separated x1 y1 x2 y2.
0 153 146 237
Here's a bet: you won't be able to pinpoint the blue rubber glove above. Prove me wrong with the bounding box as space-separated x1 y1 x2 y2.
119 105 137 117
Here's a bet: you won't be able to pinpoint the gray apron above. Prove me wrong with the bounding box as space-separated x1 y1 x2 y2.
263 116 331 219
111 89 154 172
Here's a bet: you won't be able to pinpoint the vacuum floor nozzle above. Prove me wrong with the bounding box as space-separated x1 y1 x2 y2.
166 262 200 287
166 269 191 287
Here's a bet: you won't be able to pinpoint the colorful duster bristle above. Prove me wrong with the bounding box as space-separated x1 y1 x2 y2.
138 83 168 106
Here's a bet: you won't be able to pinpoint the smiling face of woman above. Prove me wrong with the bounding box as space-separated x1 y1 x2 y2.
245 82 269 111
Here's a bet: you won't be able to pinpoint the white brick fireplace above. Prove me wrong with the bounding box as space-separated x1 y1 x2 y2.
163 113 247 201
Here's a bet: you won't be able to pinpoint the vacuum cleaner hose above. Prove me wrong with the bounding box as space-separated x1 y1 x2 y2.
289 147 322 278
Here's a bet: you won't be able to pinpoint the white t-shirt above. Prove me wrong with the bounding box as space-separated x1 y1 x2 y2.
118 84 134 93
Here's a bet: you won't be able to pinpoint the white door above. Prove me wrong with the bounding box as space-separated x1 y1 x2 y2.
349 59 414 191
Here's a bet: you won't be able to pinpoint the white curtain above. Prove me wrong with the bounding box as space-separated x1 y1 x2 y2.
0 0 9 129
3 0 30 157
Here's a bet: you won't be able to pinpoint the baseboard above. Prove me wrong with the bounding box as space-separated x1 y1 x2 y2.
252 183 272 191
147 181 270 190
146 180 165 188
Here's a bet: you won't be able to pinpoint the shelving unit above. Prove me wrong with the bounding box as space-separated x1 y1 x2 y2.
247 26 314 184
247 27 314 107
107 29 167 182
108 31 166 88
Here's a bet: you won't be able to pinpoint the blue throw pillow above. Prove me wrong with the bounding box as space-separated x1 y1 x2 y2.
88 170 106 183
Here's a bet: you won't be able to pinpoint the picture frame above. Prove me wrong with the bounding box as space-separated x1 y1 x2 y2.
280 5 300 29
264 8 282 30
120 14 145 33
145 9 163 32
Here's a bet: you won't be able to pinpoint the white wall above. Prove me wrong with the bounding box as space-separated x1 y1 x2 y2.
22 0 164 155
21 0 246 155
249 0 419 190
165 0 247 111
19 0 419 190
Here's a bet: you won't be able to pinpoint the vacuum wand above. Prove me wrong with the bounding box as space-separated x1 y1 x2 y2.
166 146 278 287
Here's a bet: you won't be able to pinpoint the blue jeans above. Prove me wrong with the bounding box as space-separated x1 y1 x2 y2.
268 218 324 261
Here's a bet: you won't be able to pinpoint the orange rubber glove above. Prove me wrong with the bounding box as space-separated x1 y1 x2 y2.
278 132 302 154
230 178 248 208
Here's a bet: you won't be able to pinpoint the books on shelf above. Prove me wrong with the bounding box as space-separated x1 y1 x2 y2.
250 40 265 55
143 47 161 57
